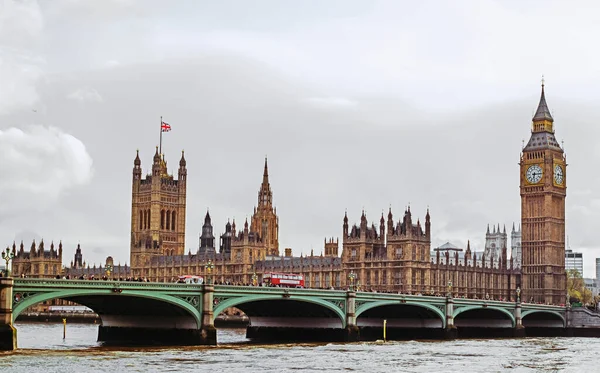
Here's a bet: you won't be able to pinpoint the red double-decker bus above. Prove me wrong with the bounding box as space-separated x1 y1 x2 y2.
262 272 305 288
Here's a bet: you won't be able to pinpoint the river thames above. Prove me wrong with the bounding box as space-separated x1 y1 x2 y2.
1 322 597 372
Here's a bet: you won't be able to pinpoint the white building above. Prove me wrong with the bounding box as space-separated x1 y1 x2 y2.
565 249 584 276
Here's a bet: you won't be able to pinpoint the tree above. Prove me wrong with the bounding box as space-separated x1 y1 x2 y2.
567 269 592 305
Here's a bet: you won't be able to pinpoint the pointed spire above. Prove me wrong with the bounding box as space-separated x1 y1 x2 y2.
179 150 186 167
503 224 506 234
512 222 515 233
487 224 490 234
263 156 269 181
154 146 160 163
533 79 554 122
134 149 141 166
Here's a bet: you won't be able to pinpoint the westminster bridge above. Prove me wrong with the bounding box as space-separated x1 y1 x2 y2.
0 277 585 350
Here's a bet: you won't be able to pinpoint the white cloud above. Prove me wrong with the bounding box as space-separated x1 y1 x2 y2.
67 87 103 103
0 126 94 218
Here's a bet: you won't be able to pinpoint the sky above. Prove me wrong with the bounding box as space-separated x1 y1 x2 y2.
1 0 600 276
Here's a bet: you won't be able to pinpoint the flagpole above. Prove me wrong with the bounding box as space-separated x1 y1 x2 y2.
159 116 163 155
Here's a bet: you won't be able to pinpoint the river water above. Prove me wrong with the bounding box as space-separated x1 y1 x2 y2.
1 322 597 372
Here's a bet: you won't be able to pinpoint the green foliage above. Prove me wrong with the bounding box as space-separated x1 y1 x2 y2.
567 269 592 305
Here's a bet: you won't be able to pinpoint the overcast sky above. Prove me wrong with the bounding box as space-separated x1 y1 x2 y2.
1 0 600 276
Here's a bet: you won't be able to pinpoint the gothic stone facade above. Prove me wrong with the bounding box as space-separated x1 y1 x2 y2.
520 84 567 305
130 148 187 277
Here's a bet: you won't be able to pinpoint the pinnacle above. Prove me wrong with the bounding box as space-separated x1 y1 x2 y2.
533 83 554 122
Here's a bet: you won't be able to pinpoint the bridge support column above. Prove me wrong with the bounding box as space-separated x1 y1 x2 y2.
0 278 16 351
444 297 457 339
200 284 217 345
513 302 525 337
344 291 359 341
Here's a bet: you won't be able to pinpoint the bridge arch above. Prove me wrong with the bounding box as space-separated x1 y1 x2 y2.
12 289 202 328
521 310 565 328
214 295 346 328
453 305 515 328
356 300 446 328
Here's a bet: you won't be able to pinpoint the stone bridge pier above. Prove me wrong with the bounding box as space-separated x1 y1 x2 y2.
345 291 359 341
0 278 16 351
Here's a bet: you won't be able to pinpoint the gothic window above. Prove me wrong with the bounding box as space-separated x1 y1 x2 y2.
166 211 171 230
161 210 165 230
351 248 357 260
172 211 176 231
44 264 48 274
395 247 402 259
139 210 143 230
147 209 151 229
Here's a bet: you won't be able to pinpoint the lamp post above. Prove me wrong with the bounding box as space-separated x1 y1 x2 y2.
105 264 113 278
447 280 453 298
2 247 15 277
516 286 521 303
252 272 258 286
348 272 356 292
205 260 214 285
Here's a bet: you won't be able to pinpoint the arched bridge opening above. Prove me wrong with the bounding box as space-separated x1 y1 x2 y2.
66 295 200 330
454 307 515 338
12 291 202 345
356 303 446 340
218 297 345 342
522 311 565 328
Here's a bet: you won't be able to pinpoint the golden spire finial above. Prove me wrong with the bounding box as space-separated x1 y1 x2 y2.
541 74 545 87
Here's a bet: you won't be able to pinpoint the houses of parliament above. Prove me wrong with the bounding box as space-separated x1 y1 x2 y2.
8 84 567 305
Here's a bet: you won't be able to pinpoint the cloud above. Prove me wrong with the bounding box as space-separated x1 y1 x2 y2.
0 126 94 219
304 97 358 108
67 87 103 103
0 0 45 114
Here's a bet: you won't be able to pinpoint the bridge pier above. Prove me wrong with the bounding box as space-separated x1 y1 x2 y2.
344 291 359 341
444 296 457 339
513 302 525 337
0 277 16 351
200 284 217 345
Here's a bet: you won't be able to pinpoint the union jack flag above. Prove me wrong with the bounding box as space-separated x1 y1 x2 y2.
161 121 171 132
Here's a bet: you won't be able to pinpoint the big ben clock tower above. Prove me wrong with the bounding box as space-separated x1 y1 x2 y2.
520 82 566 305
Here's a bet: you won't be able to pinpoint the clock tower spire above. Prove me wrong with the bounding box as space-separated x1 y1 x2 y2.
520 82 566 305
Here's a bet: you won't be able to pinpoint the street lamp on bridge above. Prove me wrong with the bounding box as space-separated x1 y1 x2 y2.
2 247 15 277
252 272 258 286
516 286 521 303
447 280 453 298
105 264 113 278
348 272 356 292
205 260 214 285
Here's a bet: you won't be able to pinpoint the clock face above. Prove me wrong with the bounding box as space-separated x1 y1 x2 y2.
554 164 564 185
526 165 543 184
